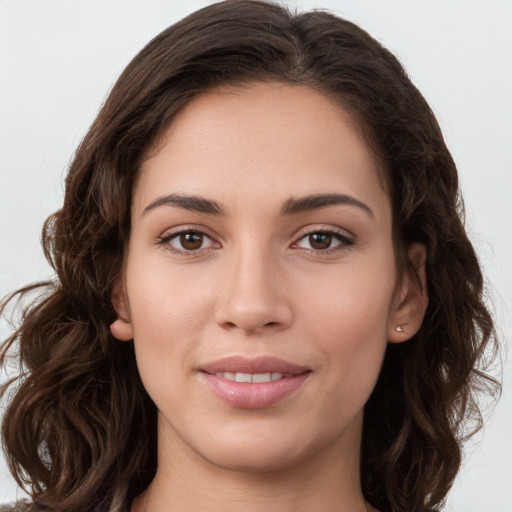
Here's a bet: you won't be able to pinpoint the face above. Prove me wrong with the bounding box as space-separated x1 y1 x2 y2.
111 82 422 475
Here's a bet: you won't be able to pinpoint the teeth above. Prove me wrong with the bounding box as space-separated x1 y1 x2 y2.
252 373 271 383
214 372 286 382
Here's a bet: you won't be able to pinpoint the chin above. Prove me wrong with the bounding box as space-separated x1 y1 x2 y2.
200 444 309 474
190 423 343 475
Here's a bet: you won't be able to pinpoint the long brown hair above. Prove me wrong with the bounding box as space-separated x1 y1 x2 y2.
1 1 500 511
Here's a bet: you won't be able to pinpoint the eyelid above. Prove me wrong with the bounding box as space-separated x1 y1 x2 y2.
291 225 355 253
156 225 221 255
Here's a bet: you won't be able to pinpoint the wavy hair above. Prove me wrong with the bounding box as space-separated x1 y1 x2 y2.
1 1 500 511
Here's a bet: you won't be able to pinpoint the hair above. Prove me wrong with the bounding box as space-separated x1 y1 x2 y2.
0 1 500 511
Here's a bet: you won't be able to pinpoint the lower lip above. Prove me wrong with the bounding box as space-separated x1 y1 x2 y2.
201 372 310 409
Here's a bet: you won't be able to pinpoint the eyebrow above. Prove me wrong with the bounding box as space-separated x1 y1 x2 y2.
281 193 374 218
142 192 373 218
143 193 225 216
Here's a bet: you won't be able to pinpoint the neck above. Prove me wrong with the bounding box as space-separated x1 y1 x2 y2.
132 413 372 512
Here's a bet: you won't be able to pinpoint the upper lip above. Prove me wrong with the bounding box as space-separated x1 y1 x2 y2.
201 356 310 375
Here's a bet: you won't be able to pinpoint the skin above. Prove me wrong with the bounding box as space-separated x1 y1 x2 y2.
111 82 428 512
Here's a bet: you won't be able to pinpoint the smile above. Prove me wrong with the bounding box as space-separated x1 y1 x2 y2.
200 356 311 409
213 372 293 382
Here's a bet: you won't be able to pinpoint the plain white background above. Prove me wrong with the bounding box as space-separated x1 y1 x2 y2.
1 1 511 509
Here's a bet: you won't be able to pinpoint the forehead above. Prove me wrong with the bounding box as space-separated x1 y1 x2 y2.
135 82 389 219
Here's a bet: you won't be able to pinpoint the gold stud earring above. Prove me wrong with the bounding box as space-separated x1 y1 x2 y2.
395 323 407 332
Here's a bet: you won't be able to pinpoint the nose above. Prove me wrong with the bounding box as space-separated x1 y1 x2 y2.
214 244 293 335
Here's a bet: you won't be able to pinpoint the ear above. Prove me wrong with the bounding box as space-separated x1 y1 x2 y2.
388 242 429 343
110 281 134 341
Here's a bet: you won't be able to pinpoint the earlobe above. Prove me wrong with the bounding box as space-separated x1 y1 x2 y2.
110 282 134 341
388 243 429 344
110 318 134 341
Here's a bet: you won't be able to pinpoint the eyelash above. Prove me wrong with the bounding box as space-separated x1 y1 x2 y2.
292 227 354 254
156 226 219 256
156 226 355 256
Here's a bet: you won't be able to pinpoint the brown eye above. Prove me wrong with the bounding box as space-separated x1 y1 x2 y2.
309 233 332 250
161 230 218 253
180 232 204 250
294 229 354 253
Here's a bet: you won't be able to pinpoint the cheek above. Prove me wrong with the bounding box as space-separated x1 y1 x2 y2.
125 257 213 376
127 288 209 410
301 260 395 379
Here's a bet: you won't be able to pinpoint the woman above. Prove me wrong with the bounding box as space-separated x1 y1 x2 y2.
0 1 501 511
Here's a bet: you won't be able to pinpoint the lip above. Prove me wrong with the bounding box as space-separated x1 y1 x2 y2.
199 356 311 409
200 355 310 375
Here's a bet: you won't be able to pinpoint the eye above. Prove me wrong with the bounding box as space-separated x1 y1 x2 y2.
157 229 219 254
293 229 354 253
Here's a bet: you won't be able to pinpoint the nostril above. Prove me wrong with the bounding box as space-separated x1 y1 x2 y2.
215 298 293 334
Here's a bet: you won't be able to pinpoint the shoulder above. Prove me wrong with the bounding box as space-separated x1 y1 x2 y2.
0 501 32 512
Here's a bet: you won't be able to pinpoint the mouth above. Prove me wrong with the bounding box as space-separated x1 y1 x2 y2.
201 355 310 376
210 371 296 383
199 356 311 409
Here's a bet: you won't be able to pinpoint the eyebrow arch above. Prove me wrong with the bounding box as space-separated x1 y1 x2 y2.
281 193 374 218
143 193 225 216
